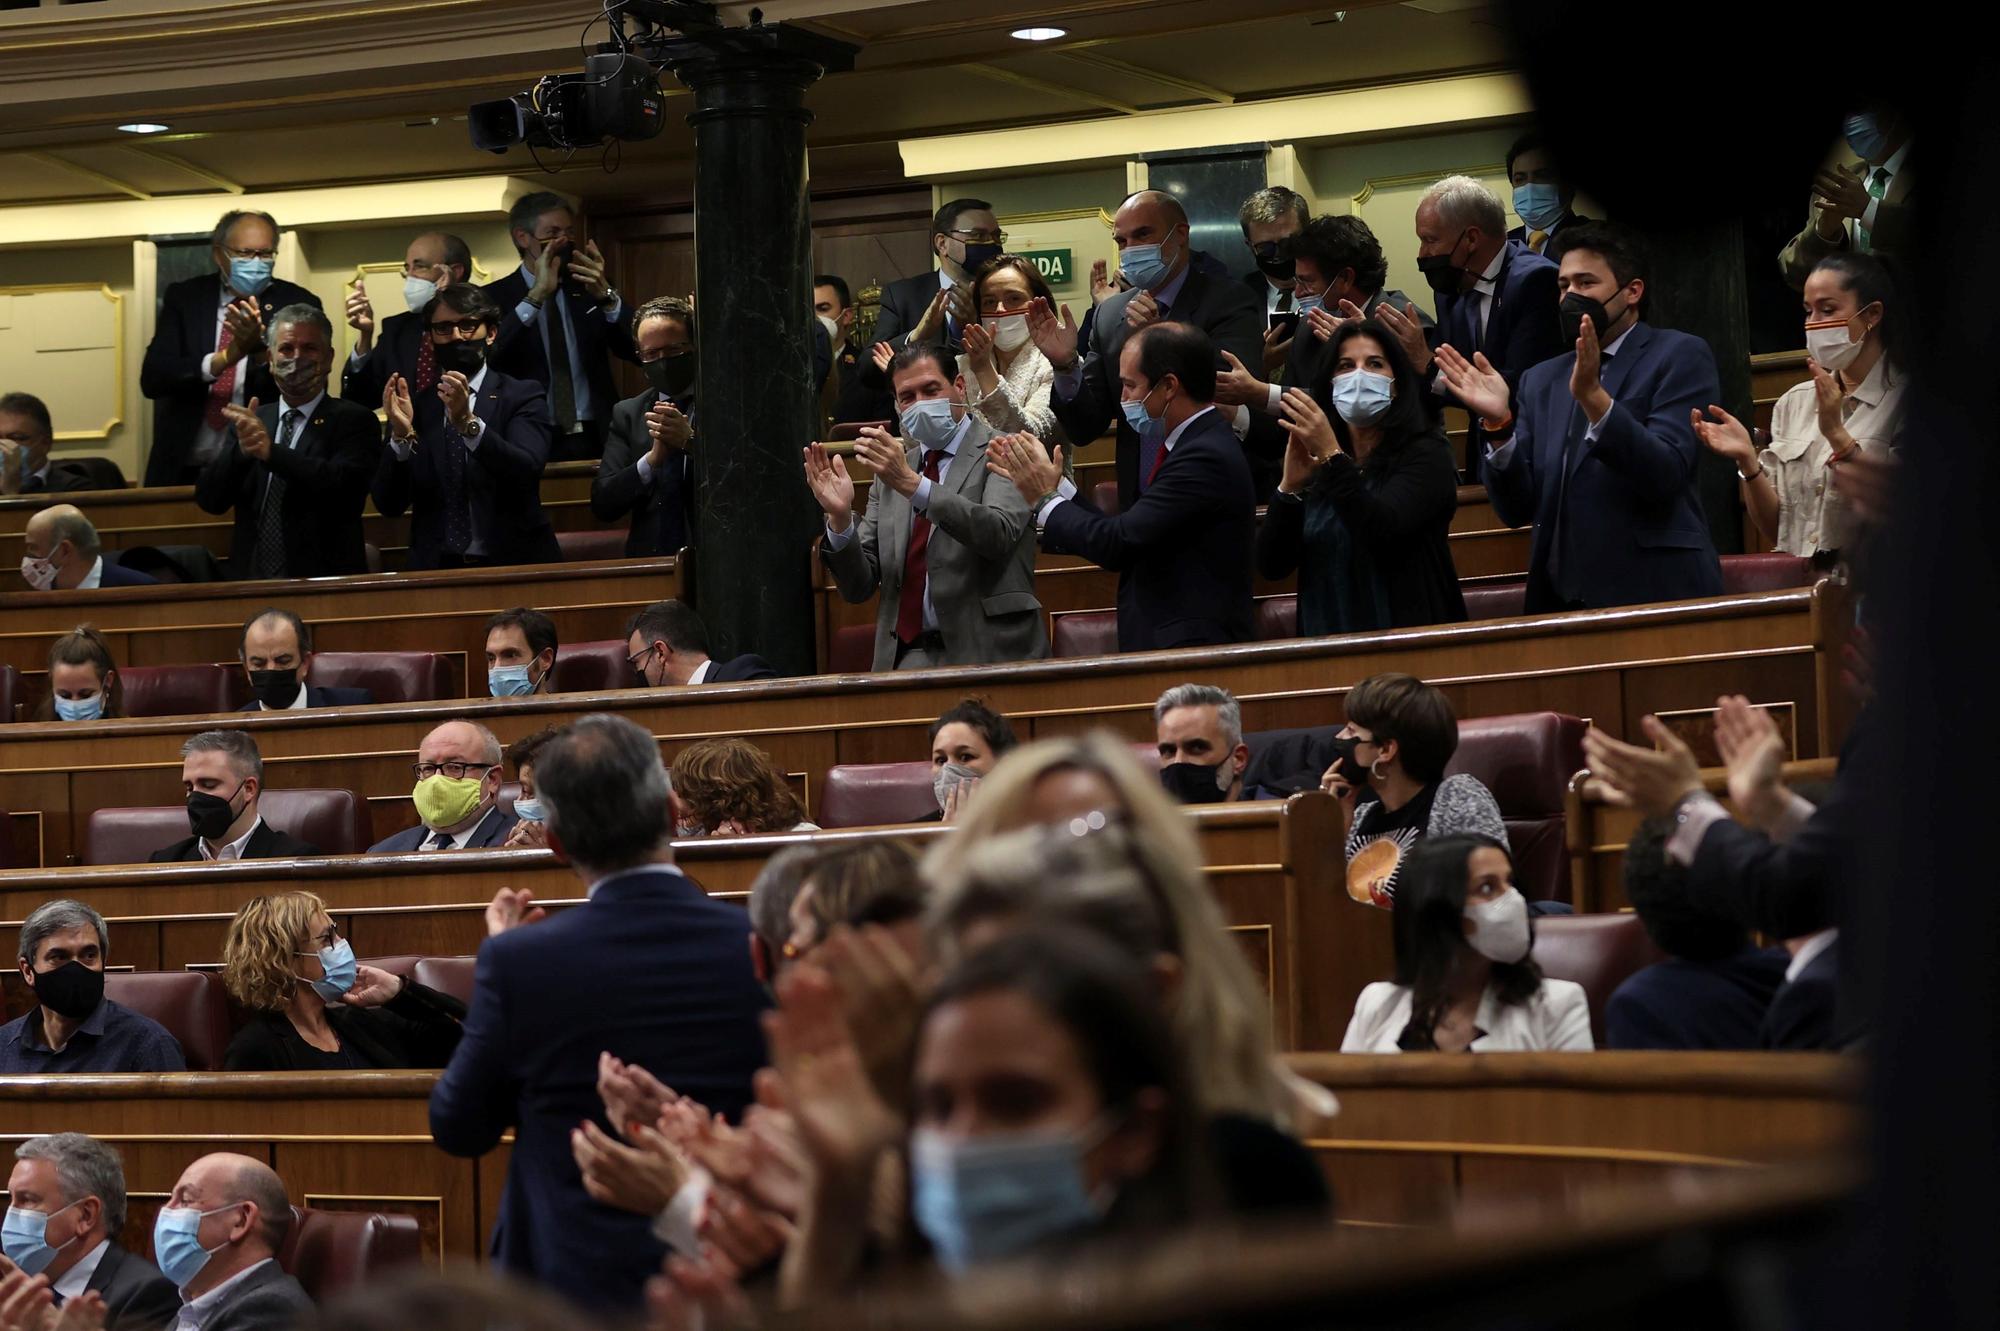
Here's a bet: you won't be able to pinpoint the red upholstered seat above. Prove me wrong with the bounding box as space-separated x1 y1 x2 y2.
1461 581 1529 620
1051 609 1119 659
277 1207 424 1301
1 663 19 725
1446 713 1588 904
819 761 937 827
309 652 453 704
1530 912 1667 1047
118 664 241 718
548 639 631 694
1255 595 1297 640
1721 552 1816 593
829 624 875 674
104 971 231 1071
356 955 424 983
556 529 631 563
412 956 475 1007
1091 479 1120 514
81 789 371 865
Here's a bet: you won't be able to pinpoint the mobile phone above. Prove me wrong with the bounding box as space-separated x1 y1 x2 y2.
1269 311 1301 337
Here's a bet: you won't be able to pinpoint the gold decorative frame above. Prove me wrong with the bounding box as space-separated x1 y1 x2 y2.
1351 164 1506 209
0 282 125 441
996 207 1118 230
349 257 495 288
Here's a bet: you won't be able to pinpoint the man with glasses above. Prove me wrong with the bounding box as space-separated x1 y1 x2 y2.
371 285 560 569
369 720 518 851
592 296 697 557
341 230 476 409
140 209 322 486
624 598 776 686
483 191 638 461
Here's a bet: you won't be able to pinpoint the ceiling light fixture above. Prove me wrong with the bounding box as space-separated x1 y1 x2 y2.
1010 26 1067 41
117 122 171 135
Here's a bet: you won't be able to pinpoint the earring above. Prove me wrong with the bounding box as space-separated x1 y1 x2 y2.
1369 757 1390 782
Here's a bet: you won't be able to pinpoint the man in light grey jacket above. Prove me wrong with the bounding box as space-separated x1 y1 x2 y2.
804 342 1047 670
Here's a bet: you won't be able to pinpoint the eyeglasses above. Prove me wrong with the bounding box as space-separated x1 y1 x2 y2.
947 228 1007 246
627 644 660 673
412 761 499 781
638 349 692 365
223 245 279 262
428 317 489 337
306 924 341 950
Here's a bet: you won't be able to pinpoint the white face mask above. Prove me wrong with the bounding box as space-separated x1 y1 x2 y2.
404 275 441 315
20 553 57 591
816 313 842 346
985 313 1031 351
1463 887 1531 964
1804 317 1867 374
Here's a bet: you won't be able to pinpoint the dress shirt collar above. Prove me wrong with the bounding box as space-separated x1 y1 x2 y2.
52 1238 111 1300
1159 404 1216 455
78 556 105 590
179 1257 272 1318
29 460 52 487
1151 261 1192 312
200 815 265 862
1875 142 1909 179
1473 242 1507 294
22 992 113 1053
1600 321 1637 357
936 267 957 291
466 363 490 395
272 391 324 431
1786 928 1838 985
1844 351 1896 408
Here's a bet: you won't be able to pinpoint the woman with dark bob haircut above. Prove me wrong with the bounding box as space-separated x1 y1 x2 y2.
923 697 1019 821
1258 318 1466 635
1343 835 1590 1053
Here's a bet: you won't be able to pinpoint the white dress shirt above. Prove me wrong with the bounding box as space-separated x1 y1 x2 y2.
51 1238 110 1301
822 413 972 634
199 815 266 862
686 658 713 685
1341 978 1594 1052
77 556 106 590
1787 928 1839 983
174 1257 274 1331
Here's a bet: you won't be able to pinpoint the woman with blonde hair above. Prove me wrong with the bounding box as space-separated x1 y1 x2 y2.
926 732 1324 1130
670 738 819 836
32 625 123 721
221 891 465 1070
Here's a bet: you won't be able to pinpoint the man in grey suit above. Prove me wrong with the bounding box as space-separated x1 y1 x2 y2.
1037 190 1265 510
804 342 1045 670
7 1133 180 1330
154 1153 311 1330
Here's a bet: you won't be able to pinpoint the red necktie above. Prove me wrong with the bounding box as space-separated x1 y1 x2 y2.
414 335 438 394
204 316 237 430
1146 437 1171 488
894 448 948 644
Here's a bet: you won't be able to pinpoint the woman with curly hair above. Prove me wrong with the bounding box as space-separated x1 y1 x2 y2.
669 738 819 836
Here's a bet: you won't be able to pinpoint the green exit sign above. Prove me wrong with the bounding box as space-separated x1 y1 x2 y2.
1018 248 1074 285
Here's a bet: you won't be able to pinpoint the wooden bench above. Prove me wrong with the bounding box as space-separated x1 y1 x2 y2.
0 794 1368 1051
0 583 1846 868
0 555 678 706
0 461 604 572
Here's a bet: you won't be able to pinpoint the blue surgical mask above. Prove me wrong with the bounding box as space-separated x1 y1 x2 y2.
299 938 357 1003
910 1124 1108 1272
228 257 274 297
1843 112 1891 164
487 664 538 698
54 695 103 722
153 1204 237 1289
512 797 546 823
1293 294 1324 317
1120 384 1161 434
1512 182 1566 232
2 1202 83 1276
1330 368 1395 426
899 397 960 448
1118 234 1178 292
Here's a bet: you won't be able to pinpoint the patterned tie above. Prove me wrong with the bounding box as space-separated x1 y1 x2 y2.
1856 168 1889 250
414 334 439 394
545 292 578 432
254 409 300 577
425 830 454 851
1137 424 1166 495
204 315 238 430
436 403 473 557
894 448 948 644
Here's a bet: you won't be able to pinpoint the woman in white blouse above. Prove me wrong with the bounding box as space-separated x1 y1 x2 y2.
1693 252 1901 561
1342 834 1593 1053
958 255 1067 451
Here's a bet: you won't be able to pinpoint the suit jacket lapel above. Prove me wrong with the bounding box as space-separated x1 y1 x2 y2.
942 422 988 498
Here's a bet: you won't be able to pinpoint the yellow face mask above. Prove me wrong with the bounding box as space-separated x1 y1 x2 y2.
413 774 486 830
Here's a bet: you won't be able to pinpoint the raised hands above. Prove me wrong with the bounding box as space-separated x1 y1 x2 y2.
1025 296 1079 369
1213 350 1271 410
645 401 691 467
1372 300 1431 372
382 374 415 440
570 239 612 303
1690 404 1758 470
812 924 928 1106
1812 164 1872 226
438 370 475 432
762 963 901 1182
221 397 271 460
1713 695 1790 829
220 297 265 365
853 426 919 497
528 241 563 305
1568 314 1611 419
984 431 1062 504
345 276 375 346
961 318 996 377
911 288 952 345
1277 387 1339 464
1804 358 1854 450
868 341 894 374
1580 716 1704 818
1089 257 1113 305
1124 287 1162 332
1432 343 1512 423
802 443 856 527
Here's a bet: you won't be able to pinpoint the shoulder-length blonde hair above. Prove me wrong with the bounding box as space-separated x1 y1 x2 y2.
923 733 1285 1123
223 891 326 1011
671 738 806 834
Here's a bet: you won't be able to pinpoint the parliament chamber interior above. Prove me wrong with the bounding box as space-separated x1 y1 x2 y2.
0 1 1988 1328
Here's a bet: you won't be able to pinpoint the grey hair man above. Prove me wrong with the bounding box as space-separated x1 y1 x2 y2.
1154 682 1249 805
430 713 770 1311
6 1133 180 1323
19 504 157 592
155 1153 312 1324
0 900 185 1073
369 720 517 853
149 729 325 863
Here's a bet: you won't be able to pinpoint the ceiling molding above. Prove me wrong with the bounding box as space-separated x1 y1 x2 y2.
962 64 1142 117
119 146 246 195
1052 51 1236 105
21 153 153 201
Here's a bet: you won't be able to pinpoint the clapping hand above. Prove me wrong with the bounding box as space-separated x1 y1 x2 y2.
1372 300 1432 372
1277 387 1339 462
438 370 474 431
1433 343 1512 422
345 277 375 340
803 443 856 528
570 240 612 303
1691 404 1758 470
221 397 272 461
221 298 265 364
1568 314 1612 420
868 341 894 374
645 402 691 466
382 375 415 440
599 1052 678 1137
1805 359 1852 448
984 431 1062 504
485 886 546 936
1025 296 1079 368
853 426 919 498
761 964 902 1182
911 288 952 344
814 924 928 1106
961 319 996 376
1812 164 1872 223
573 1116 689 1216
1581 716 1705 818
1213 350 1270 410
1124 287 1162 332
1713 695 1790 829
1089 257 1113 305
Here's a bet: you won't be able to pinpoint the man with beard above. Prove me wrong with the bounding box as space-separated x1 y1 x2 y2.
196 304 379 579
371 285 559 569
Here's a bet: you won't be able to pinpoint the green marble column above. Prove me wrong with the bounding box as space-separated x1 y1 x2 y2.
1644 219 1753 555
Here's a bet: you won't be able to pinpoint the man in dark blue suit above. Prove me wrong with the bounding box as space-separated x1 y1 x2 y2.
19 506 156 591
235 609 373 712
1441 222 1723 612
991 322 1256 652
370 720 518 852
371 286 562 569
591 297 696 557
482 192 639 461
625 599 778 686
430 714 768 1313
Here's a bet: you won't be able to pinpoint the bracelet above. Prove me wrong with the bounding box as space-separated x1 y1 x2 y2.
1737 464 1764 482
1479 412 1513 435
1033 489 1061 511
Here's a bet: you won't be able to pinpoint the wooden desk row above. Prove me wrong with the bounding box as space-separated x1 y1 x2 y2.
0 1052 1854 1265
0 795 1373 1053
0 555 678 701
0 583 1847 867
0 462 604 572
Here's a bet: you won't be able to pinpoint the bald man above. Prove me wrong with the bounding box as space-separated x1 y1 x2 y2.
18 506 156 592
1034 189 1264 511
369 720 518 852
153 1153 310 1329
341 230 476 410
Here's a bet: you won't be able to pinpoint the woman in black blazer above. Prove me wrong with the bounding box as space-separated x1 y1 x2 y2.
220 891 463 1071
1257 318 1466 635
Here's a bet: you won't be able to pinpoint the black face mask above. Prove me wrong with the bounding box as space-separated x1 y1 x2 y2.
187 784 245 840
249 669 303 711
31 960 104 1021
1254 247 1296 282
644 355 697 400
1159 760 1231 805
1324 734 1373 788
1558 290 1626 345
957 240 1005 272
433 340 488 378
1416 230 1472 296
